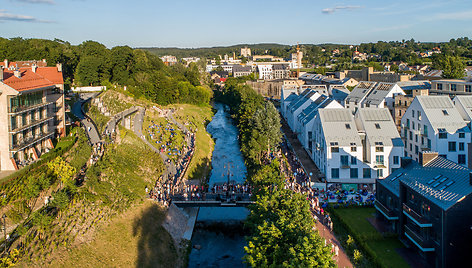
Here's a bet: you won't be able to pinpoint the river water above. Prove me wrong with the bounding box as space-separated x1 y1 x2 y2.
187 103 249 267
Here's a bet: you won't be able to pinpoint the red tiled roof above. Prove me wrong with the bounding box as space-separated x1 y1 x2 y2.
2 67 63 92
0 60 47 69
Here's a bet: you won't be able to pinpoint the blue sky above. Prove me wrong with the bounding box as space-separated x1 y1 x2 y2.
1 0 471 48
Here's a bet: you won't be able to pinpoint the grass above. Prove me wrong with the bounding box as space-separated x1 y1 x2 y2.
331 207 410 268
171 104 214 183
44 201 178 268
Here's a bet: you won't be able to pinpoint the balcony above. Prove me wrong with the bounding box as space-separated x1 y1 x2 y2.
402 203 432 227
9 101 54 115
374 162 386 168
404 225 435 252
375 200 398 220
9 116 54 133
10 131 55 152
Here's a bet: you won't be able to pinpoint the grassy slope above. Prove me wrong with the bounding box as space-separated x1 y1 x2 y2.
171 104 214 183
334 208 410 268
47 201 177 268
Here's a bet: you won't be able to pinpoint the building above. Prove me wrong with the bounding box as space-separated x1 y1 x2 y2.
285 89 322 131
345 81 406 115
329 85 351 105
299 73 358 88
181 57 200 66
453 95 472 126
0 63 65 171
1 59 47 69
232 65 252 78
206 64 234 73
159 55 177 66
273 64 290 79
241 47 251 58
312 108 403 187
430 79 472 96
393 81 431 131
339 67 415 83
400 96 471 167
376 152 472 268
257 64 273 80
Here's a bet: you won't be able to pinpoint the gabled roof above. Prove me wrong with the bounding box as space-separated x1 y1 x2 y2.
380 156 472 211
318 108 362 146
297 95 328 122
289 90 319 113
2 67 63 92
362 82 404 106
415 96 469 133
395 80 431 91
356 108 402 147
345 81 377 103
232 65 252 72
301 98 340 126
329 85 350 103
453 95 472 121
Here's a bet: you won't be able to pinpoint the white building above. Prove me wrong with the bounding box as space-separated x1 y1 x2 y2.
345 81 405 115
285 89 322 131
281 87 298 116
257 64 273 80
241 47 251 58
401 96 471 167
312 108 403 185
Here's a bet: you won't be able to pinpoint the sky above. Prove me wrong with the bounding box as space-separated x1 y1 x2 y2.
1 0 472 48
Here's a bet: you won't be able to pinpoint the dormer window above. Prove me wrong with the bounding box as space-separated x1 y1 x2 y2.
375 123 381 129
442 110 449 116
345 124 351 129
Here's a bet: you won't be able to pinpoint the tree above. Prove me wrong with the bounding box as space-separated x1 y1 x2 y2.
439 55 466 79
251 102 282 158
47 157 76 188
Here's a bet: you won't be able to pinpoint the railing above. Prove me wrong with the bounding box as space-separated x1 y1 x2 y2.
374 200 398 220
9 101 53 114
9 116 54 133
403 203 432 227
10 131 55 151
404 225 435 252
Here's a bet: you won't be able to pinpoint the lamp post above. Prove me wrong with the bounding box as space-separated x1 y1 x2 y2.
2 214 6 256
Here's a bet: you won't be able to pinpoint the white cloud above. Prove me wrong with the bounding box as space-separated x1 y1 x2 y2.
428 10 472 21
0 10 52 23
322 5 362 14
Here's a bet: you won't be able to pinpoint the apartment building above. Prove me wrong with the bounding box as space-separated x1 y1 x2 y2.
400 96 471 167
285 89 322 131
312 108 403 187
430 79 472 95
0 63 65 171
240 47 251 58
376 152 472 268
273 64 290 79
232 65 252 78
257 64 273 80
393 81 430 131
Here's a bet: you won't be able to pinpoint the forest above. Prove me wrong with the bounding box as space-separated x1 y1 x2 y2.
0 37 212 106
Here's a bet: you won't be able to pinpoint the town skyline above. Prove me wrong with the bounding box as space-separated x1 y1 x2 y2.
1 0 471 48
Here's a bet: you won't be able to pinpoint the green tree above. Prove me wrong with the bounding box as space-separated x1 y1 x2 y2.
47 157 76 188
251 102 282 158
439 55 466 79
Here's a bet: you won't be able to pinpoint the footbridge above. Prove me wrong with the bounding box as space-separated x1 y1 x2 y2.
170 193 254 208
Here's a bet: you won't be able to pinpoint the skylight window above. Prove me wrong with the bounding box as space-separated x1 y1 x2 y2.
345 124 351 129
442 110 449 116
375 123 381 129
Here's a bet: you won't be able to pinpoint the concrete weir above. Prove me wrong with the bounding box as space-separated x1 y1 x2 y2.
162 204 199 245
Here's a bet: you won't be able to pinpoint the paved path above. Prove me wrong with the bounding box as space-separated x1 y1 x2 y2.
280 115 323 183
72 99 101 144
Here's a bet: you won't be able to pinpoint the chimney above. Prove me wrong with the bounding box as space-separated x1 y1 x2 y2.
32 65 37 73
3 59 7 69
419 151 439 167
13 69 21 78
56 63 62 72
0 67 3 82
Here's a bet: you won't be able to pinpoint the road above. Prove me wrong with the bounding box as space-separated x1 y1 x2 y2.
72 99 101 145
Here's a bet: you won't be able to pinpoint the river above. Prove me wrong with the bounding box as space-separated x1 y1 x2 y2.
187 103 249 267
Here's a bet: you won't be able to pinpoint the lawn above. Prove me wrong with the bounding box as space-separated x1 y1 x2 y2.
332 207 410 268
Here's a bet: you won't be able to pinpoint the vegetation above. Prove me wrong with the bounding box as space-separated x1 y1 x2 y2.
434 55 466 79
329 207 410 268
217 80 335 267
0 38 212 106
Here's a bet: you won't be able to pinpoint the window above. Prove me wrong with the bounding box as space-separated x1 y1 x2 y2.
351 156 357 165
406 119 410 128
341 155 349 166
376 155 384 165
363 168 371 178
437 83 443 90
439 154 447 159
331 147 339 153
410 143 412 151
412 122 415 130
448 141 457 152
421 136 424 145
466 85 472 93
423 125 428 137
375 123 381 129
351 147 357 152
459 132 465 138
375 146 384 152
409 131 413 140
331 168 339 179
451 84 457 91
415 145 419 154
418 111 422 120
442 110 449 116
459 142 465 151
350 168 358 178
412 110 415 118
421 202 431 216
377 169 384 178
415 134 418 143
393 156 399 165
458 154 466 165
345 123 351 129
439 132 447 139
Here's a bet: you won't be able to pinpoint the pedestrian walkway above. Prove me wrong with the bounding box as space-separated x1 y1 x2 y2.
280 115 323 183
72 99 101 144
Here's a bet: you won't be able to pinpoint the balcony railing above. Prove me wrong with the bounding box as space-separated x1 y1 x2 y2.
404 225 435 252
10 131 55 152
375 200 398 220
9 101 54 114
403 203 432 227
9 116 54 133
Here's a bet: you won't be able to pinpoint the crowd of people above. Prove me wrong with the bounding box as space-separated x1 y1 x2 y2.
146 120 185 160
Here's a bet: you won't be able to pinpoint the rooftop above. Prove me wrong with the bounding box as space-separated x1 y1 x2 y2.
415 96 468 133
319 108 362 147
2 66 63 92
